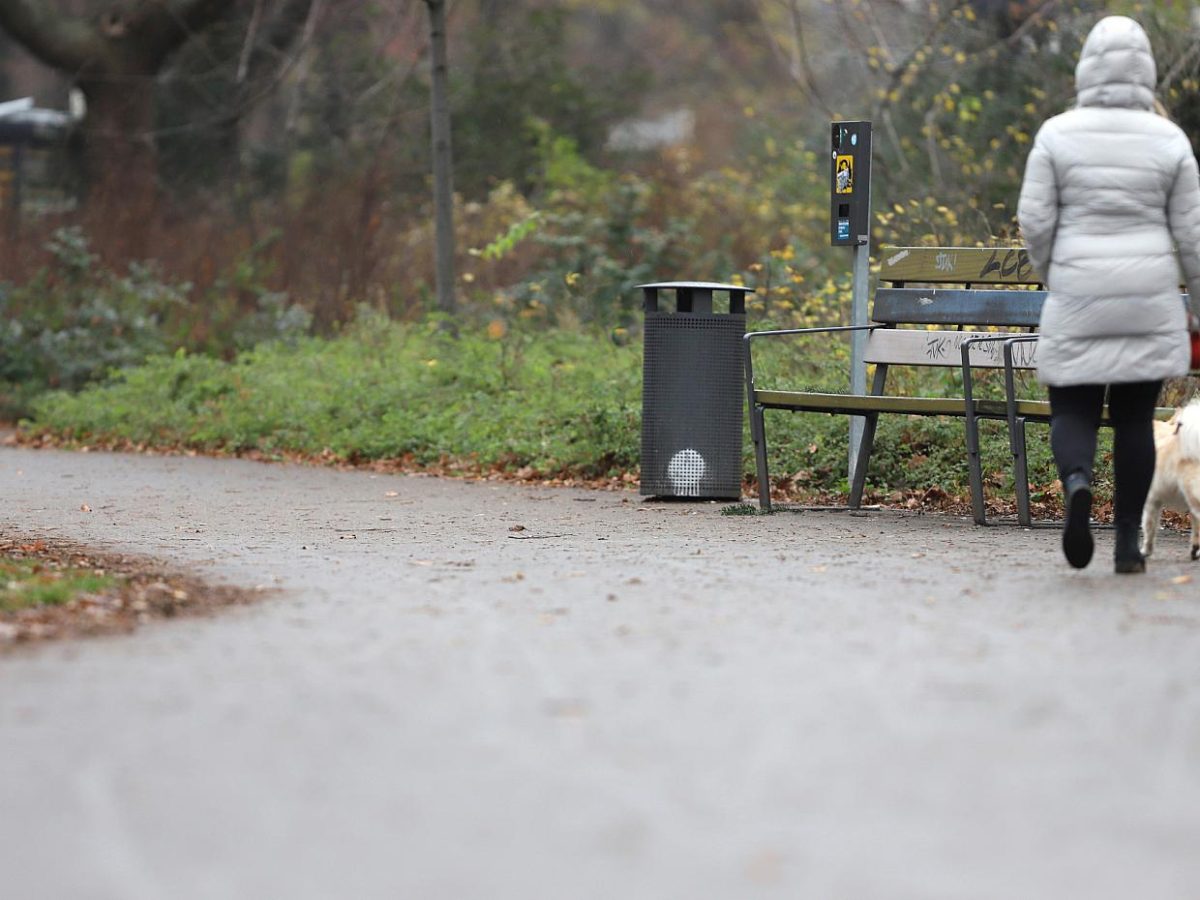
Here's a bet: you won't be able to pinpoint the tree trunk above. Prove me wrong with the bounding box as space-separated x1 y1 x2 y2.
426 0 456 316
0 0 238 255
78 72 158 257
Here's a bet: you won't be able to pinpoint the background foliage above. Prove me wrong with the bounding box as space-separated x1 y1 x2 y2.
2 0 1199 502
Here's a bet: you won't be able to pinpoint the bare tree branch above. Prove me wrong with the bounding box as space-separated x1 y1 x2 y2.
237 0 314 84
868 0 970 123
122 0 239 70
0 0 99 71
0 0 239 75
753 0 833 118
236 0 265 82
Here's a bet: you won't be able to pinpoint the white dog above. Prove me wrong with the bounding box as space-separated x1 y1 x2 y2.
1141 401 1200 561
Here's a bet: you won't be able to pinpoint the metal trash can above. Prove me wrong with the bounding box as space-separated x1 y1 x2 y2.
638 281 749 499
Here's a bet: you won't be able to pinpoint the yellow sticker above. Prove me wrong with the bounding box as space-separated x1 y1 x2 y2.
835 154 854 194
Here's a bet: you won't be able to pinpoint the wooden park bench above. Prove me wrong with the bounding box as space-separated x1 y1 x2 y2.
743 246 1179 526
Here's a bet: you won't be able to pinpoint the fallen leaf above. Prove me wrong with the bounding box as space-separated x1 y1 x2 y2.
1171 575 1193 586
543 698 588 719
508 524 527 532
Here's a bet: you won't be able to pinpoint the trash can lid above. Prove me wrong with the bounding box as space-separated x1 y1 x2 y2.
637 281 753 292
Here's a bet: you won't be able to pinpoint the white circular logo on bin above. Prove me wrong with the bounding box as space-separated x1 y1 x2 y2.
667 448 706 496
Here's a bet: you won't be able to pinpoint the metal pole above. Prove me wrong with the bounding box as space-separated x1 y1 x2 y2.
426 0 456 316
848 237 870 482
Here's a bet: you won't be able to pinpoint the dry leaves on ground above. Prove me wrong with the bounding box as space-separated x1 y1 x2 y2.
0 538 265 647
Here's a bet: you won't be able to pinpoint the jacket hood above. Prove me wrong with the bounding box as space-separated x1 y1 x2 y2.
1075 16 1156 109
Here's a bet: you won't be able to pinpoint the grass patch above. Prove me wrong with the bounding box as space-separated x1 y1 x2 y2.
720 503 762 516
0 539 265 645
25 314 1072 499
0 557 115 613
28 316 643 479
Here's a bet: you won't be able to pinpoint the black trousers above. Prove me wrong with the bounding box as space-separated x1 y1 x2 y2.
1047 381 1162 528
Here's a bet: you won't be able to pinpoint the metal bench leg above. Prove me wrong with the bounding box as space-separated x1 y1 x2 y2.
1012 416 1032 527
965 413 987 525
848 364 888 509
848 412 878 508
961 346 988 525
751 403 772 512
1002 338 1039 527
743 334 772 512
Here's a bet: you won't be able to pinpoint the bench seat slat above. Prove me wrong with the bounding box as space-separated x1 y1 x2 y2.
753 389 1174 424
752 391 1052 418
871 288 1045 327
864 329 1039 368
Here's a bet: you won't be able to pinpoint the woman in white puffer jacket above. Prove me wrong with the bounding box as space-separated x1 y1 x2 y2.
1017 14 1200 574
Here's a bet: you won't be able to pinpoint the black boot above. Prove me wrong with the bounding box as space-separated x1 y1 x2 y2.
1062 471 1094 569
1114 522 1146 574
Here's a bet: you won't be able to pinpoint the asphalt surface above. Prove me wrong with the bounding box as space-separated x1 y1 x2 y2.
3 447 1200 899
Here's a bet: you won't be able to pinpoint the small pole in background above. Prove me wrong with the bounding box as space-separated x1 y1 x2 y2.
425 0 456 317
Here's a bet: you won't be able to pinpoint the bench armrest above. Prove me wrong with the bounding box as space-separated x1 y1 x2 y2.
957 333 1039 385
744 323 879 343
744 324 879 405
959 334 1011 404
959 332 1041 419
1001 335 1040 421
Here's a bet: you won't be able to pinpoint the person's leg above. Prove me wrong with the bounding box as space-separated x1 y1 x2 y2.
1048 384 1105 568
1107 380 1162 573
1048 384 1105 482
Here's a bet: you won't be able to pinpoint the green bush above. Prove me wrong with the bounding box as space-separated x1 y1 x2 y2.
30 316 643 477
0 228 311 419
28 310 1065 498
0 228 187 417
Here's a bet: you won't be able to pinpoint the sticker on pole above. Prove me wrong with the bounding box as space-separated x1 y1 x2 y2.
835 155 854 194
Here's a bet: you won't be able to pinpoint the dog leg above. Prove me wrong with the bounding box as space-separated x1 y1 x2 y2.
1188 499 1200 561
1187 504 1199 561
1182 486 1200 562
1140 498 1162 558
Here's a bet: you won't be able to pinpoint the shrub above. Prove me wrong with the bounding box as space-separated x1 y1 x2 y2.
0 228 311 419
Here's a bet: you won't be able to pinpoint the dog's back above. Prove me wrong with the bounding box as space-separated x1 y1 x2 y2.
1177 401 1200 461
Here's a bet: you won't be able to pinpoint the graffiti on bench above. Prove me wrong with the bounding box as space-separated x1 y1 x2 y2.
923 331 1038 367
977 248 1033 282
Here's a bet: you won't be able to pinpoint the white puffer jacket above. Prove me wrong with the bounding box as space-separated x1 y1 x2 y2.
1017 15 1200 386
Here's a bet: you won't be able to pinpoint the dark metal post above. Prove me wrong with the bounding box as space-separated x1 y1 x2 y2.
425 0 456 316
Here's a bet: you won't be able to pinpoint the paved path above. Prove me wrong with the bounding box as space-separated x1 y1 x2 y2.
3 447 1200 899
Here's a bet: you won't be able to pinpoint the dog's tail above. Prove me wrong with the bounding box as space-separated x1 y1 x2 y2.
1176 400 1200 461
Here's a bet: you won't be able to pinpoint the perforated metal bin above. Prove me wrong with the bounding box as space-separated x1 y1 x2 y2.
638 281 749 500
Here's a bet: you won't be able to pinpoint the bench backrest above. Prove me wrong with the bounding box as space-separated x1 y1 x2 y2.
864 328 1038 369
868 246 1044 370
879 246 1039 286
